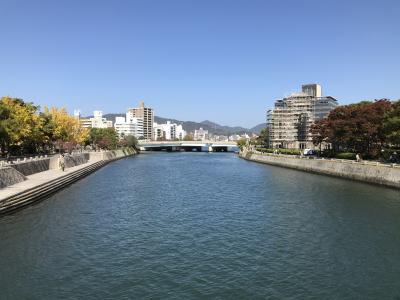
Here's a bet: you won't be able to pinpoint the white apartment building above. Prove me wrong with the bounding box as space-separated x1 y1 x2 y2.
228 134 249 141
153 121 186 141
176 124 186 140
79 110 113 129
194 128 209 141
114 112 144 139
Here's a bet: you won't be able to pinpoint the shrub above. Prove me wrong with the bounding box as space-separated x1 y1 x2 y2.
335 152 356 160
255 148 273 153
380 148 400 162
319 149 336 158
279 149 301 155
255 148 300 155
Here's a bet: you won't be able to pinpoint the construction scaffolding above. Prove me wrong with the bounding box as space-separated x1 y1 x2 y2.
267 85 338 150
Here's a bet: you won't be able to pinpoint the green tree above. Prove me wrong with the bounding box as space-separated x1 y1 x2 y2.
88 128 118 150
183 134 194 141
256 128 270 147
119 135 138 149
237 138 247 150
382 100 400 147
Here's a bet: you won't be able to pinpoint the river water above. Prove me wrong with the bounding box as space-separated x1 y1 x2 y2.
0 153 399 299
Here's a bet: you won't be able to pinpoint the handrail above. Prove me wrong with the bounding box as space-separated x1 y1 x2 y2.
246 151 399 169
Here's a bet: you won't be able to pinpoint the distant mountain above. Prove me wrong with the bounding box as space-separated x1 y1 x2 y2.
200 120 249 134
249 123 267 134
154 117 252 135
89 113 261 135
100 113 124 122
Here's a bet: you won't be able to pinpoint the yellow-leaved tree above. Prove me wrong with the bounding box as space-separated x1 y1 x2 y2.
43 107 89 151
0 96 42 154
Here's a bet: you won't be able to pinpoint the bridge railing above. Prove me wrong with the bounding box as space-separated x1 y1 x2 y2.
138 140 237 146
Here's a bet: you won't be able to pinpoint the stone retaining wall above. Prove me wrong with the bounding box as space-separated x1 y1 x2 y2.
89 148 136 161
49 153 90 169
240 151 400 189
0 148 136 189
0 148 137 214
11 159 50 176
0 167 26 189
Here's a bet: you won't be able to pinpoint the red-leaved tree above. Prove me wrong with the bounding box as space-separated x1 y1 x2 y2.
311 99 393 157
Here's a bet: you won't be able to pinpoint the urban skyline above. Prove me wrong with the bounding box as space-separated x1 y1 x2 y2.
1 0 399 127
0 2 399 299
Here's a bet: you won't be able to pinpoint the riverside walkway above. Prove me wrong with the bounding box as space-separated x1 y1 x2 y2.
0 159 99 200
0 148 136 214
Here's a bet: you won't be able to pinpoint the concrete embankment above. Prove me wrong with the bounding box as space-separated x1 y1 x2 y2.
239 150 400 189
0 148 136 214
0 153 92 188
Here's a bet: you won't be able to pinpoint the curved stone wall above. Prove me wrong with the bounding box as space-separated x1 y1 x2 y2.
240 151 400 189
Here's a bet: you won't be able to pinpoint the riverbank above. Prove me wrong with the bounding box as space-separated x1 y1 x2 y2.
239 150 400 189
0 148 136 214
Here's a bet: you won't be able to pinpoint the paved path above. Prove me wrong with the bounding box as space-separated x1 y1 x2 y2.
0 159 101 200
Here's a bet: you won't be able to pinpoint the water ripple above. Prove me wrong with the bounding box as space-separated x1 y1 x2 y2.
0 153 400 299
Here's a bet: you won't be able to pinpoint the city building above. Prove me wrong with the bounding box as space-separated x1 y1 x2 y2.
127 101 154 140
73 109 81 119
153 121 186 141
76 110 113 129
228 133 250 142
267 84 338 149
301 84 322 97
114 113 144 139
194 128 209 141
176 124 186 140
211 135 229 142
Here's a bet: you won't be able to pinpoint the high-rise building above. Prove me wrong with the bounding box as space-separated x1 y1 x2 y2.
127 101 154 140
302 84 322 97
267 84 338 149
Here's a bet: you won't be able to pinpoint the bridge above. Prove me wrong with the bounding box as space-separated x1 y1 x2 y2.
138 140 239 152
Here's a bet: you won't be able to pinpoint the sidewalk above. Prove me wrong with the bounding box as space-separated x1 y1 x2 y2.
0 159 100 200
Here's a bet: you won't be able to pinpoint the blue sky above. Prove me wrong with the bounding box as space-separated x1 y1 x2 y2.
0 0 399 127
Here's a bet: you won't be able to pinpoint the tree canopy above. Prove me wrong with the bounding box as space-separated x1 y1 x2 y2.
0 97 88 155
382 100 400 147
311 99 399 157
256 128 269 146
87 128 119 150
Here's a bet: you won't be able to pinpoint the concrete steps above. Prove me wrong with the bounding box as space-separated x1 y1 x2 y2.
0 160 107 215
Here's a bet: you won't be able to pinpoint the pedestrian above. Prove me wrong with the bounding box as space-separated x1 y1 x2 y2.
356 153 361 162
59 153 65 171
390 151 398 164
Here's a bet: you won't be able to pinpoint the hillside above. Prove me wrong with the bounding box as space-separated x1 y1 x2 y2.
249 123 267 133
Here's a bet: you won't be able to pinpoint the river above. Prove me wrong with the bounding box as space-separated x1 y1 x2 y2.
0 153 399 299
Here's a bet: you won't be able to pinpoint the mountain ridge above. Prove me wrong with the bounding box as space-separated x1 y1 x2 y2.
86 113 266 135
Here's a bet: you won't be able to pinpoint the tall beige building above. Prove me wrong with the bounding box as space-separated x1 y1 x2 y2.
127 101 154 140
